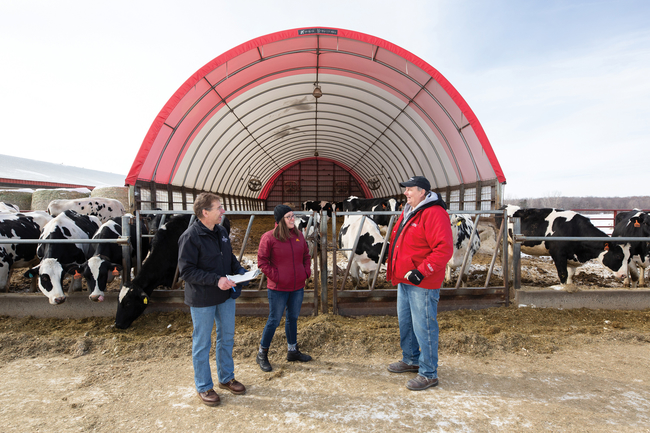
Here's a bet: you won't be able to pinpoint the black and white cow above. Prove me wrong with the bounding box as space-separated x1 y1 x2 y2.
24 210 101 304
148 212 229 239
297 213 321 258
499 205 630 285
446 214 481 286
0 212 53 291
114 214 193 329
342 196 398 228
0 202 20 213
302 201 335 218
612 209 650 287
74 216 149 302
47 198 125 223
338 215 388 289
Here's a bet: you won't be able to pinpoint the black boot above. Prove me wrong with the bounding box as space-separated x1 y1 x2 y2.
287 345 312 362
256 348 272 372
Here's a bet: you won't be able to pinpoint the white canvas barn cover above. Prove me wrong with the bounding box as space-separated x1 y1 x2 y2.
126 27 506 200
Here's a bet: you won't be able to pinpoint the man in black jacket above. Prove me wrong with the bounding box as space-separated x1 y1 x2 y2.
178 192 247 406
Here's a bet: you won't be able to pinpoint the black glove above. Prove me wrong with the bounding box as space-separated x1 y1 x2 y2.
404 269 424 286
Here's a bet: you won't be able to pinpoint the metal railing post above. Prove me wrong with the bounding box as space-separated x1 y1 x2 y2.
121 215 132 285
454 215 481 290
513 217 521 291
238 215 256 262
320 211 328 314
502 208 509 304
370 215 396 291
135 210 142 275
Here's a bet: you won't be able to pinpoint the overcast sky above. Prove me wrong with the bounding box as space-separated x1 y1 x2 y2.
1 0 648 199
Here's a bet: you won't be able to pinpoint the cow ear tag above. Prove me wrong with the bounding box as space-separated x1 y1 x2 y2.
74 270 82 279
457 221 462 226
604 243 610 251
635 221 641 227
143 298 148 305
112 267 120 276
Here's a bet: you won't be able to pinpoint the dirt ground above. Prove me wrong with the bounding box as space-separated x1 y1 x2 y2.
1 215 649 432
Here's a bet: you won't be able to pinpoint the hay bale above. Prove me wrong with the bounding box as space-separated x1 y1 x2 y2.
31 188 90 211
0 189 34 211
91 186 129 212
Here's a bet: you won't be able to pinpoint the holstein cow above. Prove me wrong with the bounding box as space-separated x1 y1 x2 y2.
0 202 20 213
612 209 650 287
74 216 150 302
0 212 53 291
114 214 193 329
302 201 335 218
446 214 481 286
297 213 321 258
499 205 629 285
338 215 388 289
24 210 101 304
47 198 125 224
342 196 398 229
148 212 229 239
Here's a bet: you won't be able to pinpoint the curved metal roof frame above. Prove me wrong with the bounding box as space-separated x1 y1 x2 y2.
126 27 506 199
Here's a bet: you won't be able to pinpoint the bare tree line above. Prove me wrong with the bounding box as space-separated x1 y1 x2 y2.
504 195 650 210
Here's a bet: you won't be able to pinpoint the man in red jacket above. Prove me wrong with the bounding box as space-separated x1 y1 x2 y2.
386 176 453 390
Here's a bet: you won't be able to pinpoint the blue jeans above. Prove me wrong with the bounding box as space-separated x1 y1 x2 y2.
260 288 304 349
190 298 236 393
396 283 440 379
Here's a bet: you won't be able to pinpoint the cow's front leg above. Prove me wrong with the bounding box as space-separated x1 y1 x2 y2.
551 254 569 285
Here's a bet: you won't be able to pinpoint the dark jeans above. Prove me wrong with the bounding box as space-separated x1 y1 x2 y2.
260 288 304 348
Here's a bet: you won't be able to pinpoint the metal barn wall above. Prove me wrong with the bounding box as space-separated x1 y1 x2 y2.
265 160 365 210
132 178 503 212
133 181 265 212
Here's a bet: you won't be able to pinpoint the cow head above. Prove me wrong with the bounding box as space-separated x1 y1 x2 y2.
78 256 122 302
115 282 149 329
598 242 631 280
630 214 650 235
24 258 77 305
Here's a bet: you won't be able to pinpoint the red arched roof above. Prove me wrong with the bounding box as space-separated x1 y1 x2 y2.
126 27 505 198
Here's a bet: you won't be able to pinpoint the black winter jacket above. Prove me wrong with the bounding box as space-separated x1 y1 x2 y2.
178 219 244 307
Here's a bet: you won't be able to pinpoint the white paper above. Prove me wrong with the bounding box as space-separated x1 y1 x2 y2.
226 268 260 284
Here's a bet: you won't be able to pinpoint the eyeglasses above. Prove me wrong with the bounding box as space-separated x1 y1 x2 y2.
207 205 224 212
284 214 295 219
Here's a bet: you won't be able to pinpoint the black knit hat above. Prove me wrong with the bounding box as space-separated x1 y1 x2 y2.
274 204 292 222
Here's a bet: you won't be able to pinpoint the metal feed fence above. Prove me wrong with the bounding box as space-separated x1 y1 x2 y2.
133 208 511 315
509 216 650 290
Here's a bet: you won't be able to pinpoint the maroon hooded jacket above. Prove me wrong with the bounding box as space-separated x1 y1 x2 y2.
257 227 311 291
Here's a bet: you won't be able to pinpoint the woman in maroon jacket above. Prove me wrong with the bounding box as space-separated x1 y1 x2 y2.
256 204 312 372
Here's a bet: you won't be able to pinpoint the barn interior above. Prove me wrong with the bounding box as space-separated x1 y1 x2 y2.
125 27 506 212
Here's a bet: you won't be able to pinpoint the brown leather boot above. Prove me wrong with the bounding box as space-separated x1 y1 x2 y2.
197 389 220 406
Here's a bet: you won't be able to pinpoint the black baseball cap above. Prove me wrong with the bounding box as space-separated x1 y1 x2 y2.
399 176 431 191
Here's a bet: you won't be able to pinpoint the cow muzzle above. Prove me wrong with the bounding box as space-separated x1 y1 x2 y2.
52 296 67 305
89 294 105 302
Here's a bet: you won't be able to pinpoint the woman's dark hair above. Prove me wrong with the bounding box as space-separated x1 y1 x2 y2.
273 216 299 242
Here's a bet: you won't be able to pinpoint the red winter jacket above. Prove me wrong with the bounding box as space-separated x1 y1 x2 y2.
257 228 311 291
387 195 453 290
